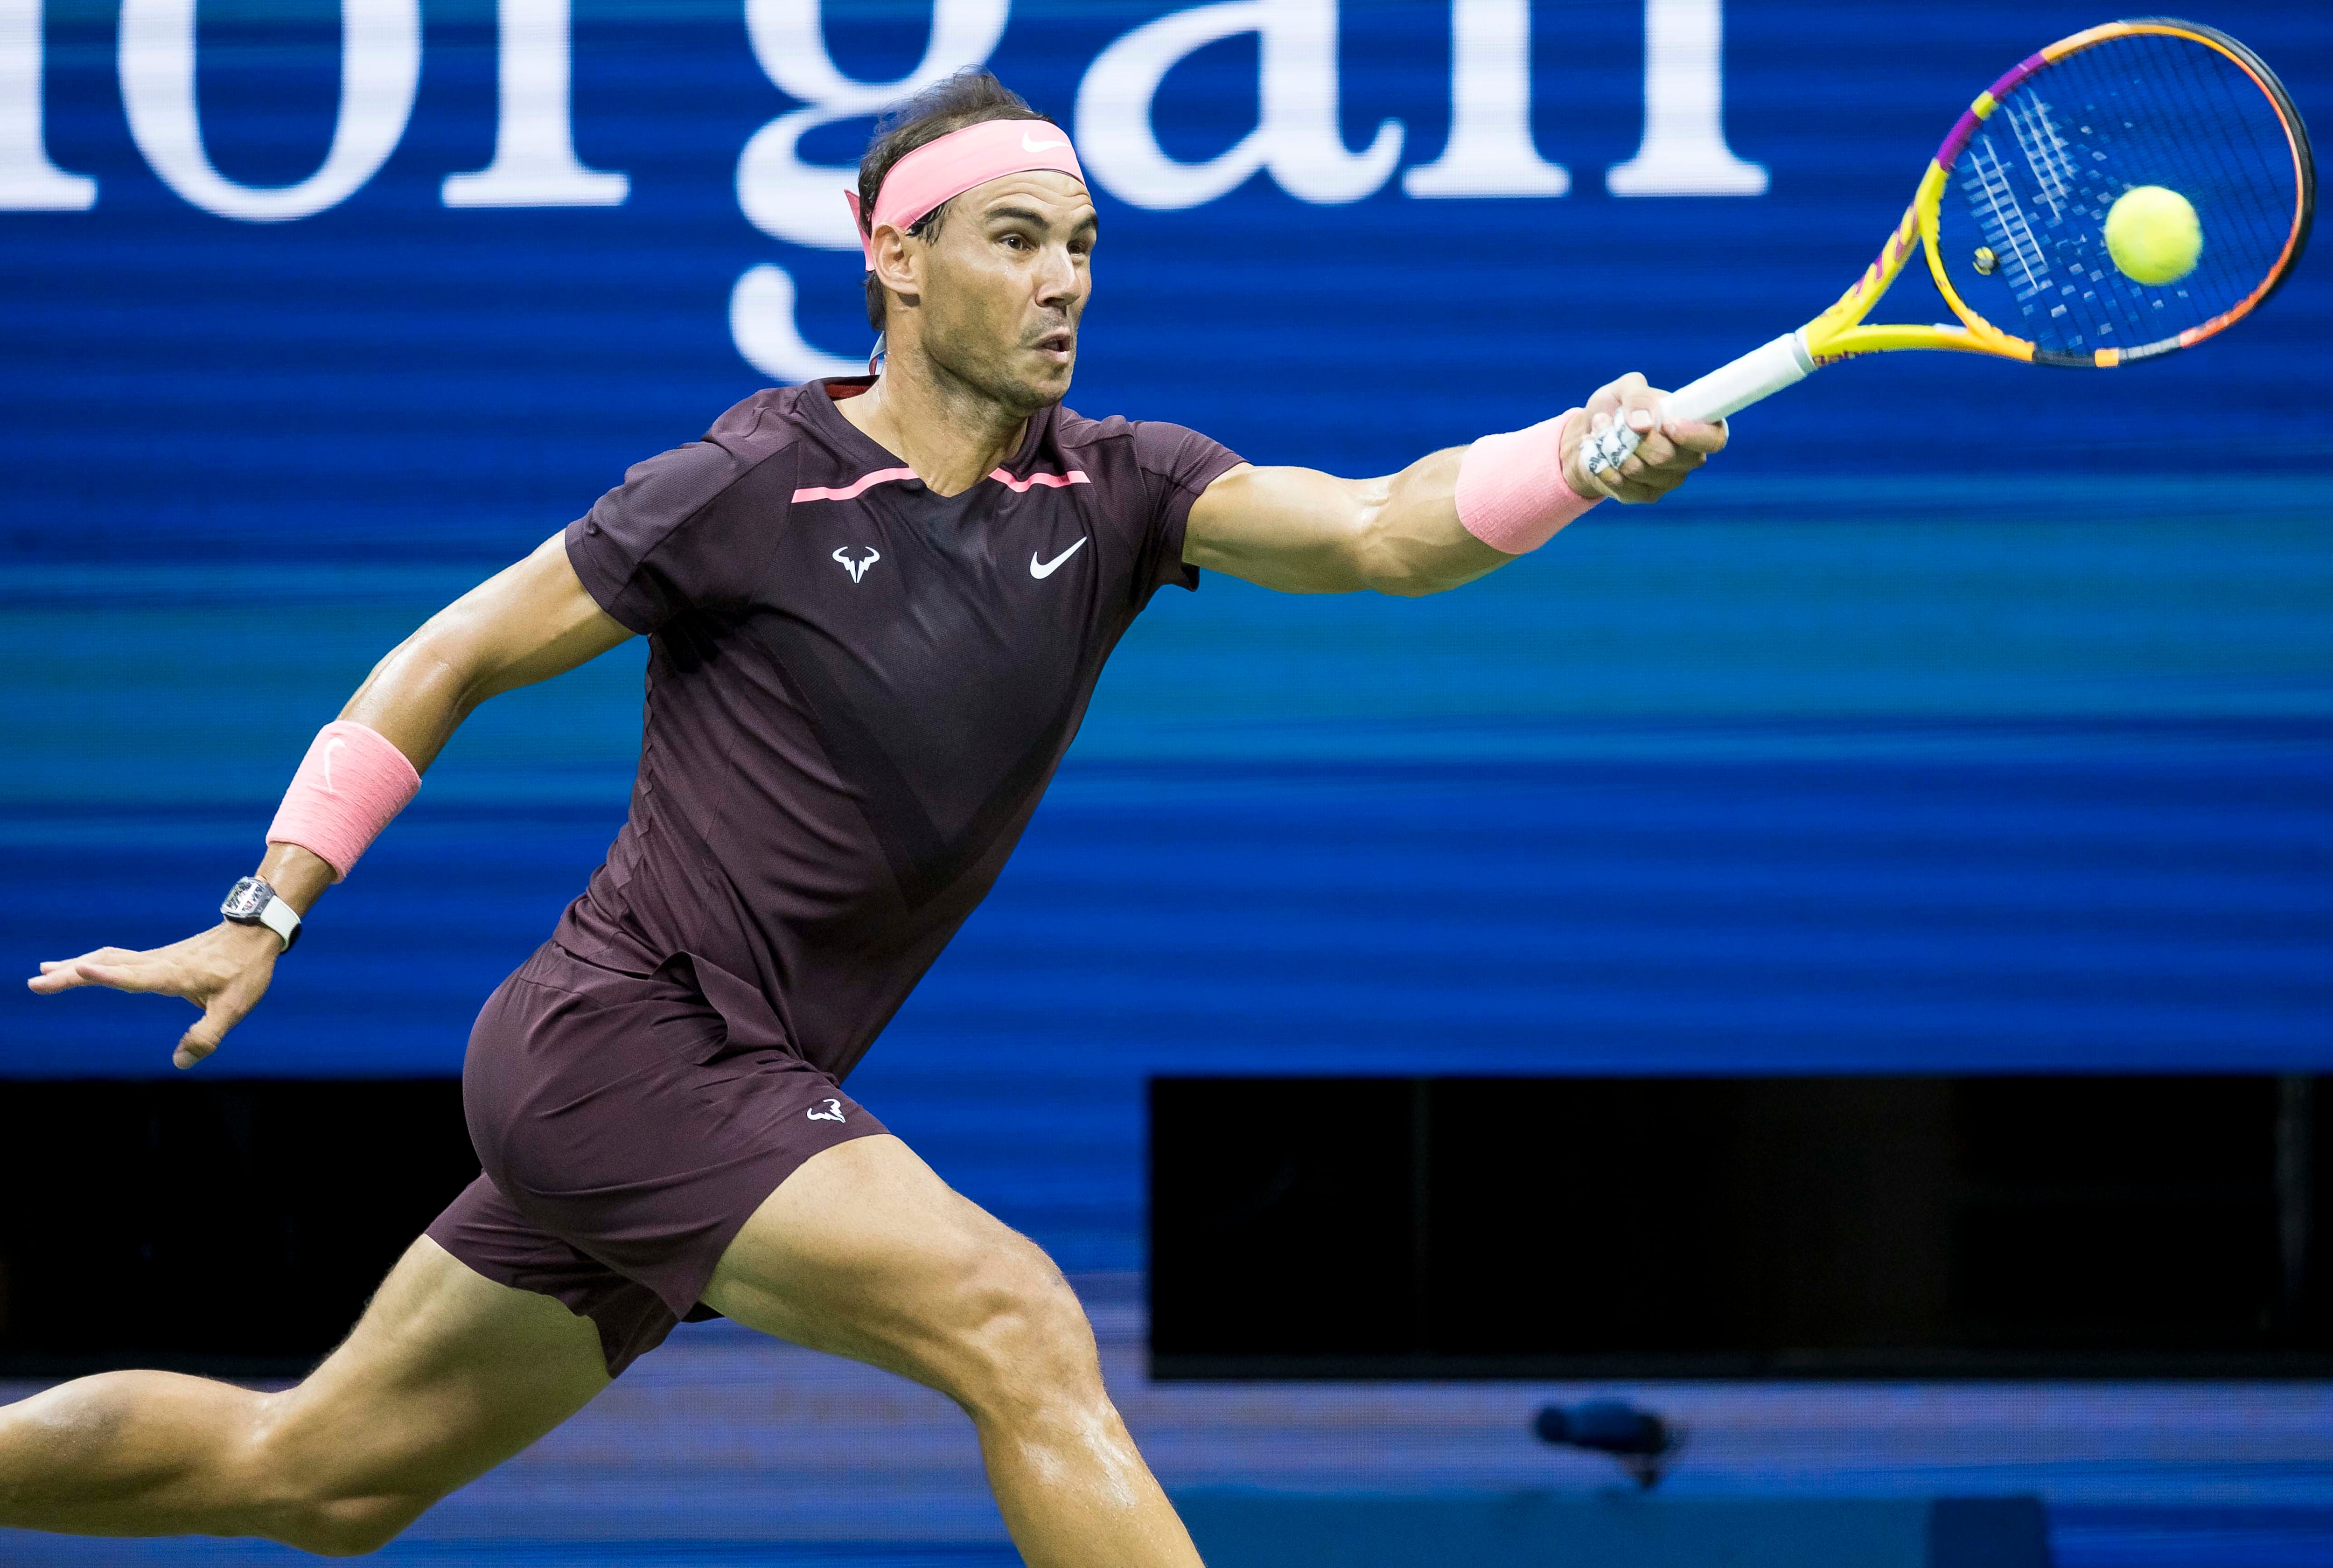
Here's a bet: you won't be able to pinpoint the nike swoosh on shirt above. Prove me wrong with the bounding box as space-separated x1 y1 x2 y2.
1022 130 1072 153
1030 537 1088 578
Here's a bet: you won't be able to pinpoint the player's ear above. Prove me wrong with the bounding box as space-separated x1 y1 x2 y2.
869 224 922 310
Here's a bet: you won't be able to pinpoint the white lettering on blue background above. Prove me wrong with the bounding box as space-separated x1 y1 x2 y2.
731 0 1009 380
731 261 866 384
1607 0 1766 195
735 0 1008 252
0 0 95 209
1074 0 1402 211
443 0 627 207
4 0 1769 369
119 0 421 222
1403 0 1567 197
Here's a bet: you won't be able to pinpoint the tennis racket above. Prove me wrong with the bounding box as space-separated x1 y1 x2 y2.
1584 17 2316 479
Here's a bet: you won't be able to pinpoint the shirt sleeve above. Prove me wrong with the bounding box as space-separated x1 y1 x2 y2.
564 438 760 635
1129 420 1245 603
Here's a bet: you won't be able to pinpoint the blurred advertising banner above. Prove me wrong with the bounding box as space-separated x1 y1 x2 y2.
5 1 2326 561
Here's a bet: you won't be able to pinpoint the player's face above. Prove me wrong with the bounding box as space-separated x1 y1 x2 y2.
915 172 1096 414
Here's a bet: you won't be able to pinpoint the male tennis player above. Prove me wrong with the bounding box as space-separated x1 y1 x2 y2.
13 71 1721 1565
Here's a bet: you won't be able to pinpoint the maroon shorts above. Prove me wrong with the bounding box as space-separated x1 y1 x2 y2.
426 941 884 1375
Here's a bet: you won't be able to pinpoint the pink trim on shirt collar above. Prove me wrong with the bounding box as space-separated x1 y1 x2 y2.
988 467 1090 493
791 466 1090 504
792 467 918 503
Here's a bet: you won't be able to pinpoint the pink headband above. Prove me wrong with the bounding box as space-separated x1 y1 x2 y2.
845 118 1086 268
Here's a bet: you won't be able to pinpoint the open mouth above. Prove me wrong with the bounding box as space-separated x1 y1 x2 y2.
1032 331 1074 361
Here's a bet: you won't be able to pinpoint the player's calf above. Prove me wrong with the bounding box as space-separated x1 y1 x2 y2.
0 1239 608 1554
237 1406 440 1557
0 1367 423 1555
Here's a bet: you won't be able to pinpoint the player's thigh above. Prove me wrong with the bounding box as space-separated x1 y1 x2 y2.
260 1233 609 1511
700 1134 1093 1407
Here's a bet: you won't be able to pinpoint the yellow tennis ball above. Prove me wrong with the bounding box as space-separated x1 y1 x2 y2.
2104 185 2201 286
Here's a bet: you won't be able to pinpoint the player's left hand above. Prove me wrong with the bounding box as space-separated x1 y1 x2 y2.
1561 372 1728 504
28 921 282 1069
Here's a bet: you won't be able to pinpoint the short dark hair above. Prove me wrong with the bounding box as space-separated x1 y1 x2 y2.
857 69 1057 331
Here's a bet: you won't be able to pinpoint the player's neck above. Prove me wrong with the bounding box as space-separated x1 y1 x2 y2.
839 346 1030 499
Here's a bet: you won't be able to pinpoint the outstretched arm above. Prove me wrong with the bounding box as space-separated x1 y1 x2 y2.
1184 373 1725 596
27 533 632 1067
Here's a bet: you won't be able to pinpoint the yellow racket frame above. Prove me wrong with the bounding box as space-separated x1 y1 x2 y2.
1801 19 2314 370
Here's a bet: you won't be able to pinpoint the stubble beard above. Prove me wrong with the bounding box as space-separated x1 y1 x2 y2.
921 293 1075 418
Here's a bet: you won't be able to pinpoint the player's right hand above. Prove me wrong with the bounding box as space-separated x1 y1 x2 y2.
27 922 283 1070
1561 371 1728 503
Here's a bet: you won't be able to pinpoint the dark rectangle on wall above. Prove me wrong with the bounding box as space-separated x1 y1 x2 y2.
0 1080 475 1376
1149 1075 2333 1380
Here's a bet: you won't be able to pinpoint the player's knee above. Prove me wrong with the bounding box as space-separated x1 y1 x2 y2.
943 1238 1103 1423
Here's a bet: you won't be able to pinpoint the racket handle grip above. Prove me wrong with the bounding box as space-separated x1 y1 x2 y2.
1582 330 1816 479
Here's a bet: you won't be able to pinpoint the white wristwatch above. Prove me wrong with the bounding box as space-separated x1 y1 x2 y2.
221 876 301 952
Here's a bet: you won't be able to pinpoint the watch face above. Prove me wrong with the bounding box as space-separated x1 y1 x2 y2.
221 877 271 920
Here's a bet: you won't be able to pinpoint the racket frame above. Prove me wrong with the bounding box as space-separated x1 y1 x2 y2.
1582 17 2313 478
1811 18 2316 372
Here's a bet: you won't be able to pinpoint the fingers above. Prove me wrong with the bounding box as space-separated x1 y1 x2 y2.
64 958 180 995
31 928 272 1070
177 969 270 1067
1620 414 1683 472
1565 409 1624 500
1576 373 1718 505
172 961 270 1069
1583 370 1645 424
1663 415 1729 456
1602 423 1702 502
175 1003 234 1070
27 948 154 995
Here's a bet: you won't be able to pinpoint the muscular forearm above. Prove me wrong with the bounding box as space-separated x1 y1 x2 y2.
250 616 484 920
1349 445 1511 597
1183 449 1511 597
1186 376 1726 598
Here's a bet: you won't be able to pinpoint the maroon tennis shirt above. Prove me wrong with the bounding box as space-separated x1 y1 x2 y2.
554 377 1243 1083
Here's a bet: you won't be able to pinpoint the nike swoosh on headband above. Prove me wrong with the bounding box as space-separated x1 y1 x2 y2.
847 120 1087 268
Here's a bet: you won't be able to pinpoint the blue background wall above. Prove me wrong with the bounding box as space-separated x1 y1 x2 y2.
5 0 2330 1275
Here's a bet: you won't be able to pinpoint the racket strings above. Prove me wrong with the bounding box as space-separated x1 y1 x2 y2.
2104 34 2292 325
1942 29 2301 357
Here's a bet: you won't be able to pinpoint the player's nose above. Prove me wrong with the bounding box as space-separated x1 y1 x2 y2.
1034 244 1083 307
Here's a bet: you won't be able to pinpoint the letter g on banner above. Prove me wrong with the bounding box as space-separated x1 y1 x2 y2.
1076 0 1401 210
119 0 419 221
732 0 1007 382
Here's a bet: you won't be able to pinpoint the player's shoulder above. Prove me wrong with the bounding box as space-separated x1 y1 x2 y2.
1050 405 1239 481
596 383 838 530
698 381 835 464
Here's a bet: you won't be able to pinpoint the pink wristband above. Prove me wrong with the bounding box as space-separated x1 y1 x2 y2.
265 720 422 881
1454 409 1604 555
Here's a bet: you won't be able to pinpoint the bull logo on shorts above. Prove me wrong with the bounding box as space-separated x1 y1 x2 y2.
807 1097 847 1122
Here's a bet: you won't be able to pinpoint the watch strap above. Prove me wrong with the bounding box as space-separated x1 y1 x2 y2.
255 894 300 952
